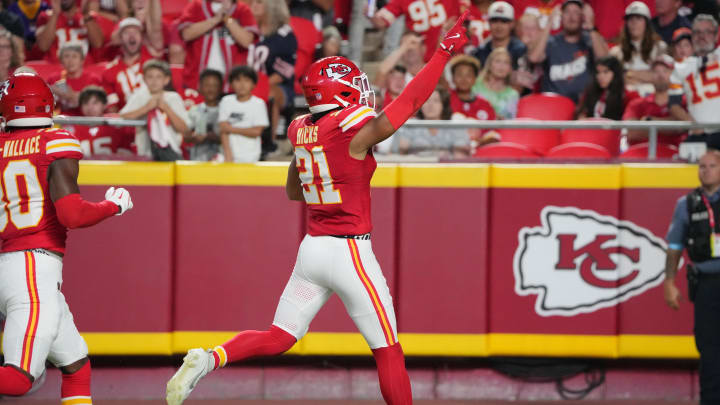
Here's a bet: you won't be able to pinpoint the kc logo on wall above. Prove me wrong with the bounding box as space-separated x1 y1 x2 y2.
514 206 670 317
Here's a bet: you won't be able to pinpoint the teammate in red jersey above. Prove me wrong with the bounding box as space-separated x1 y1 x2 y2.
166 11 470 405
0 72 133 403
372 0 460 62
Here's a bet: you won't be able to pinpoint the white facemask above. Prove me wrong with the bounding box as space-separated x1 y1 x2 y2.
210 2 223 13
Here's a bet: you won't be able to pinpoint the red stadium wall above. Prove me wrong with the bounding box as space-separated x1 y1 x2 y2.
59 161 699 358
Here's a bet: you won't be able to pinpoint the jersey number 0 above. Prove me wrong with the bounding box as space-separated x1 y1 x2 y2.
0 160 43 231
295 146 342 205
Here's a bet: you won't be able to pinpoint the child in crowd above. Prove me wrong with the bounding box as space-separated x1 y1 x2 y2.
119 59 189 161
48 42 102 115
449 55 495 121
185 69 223 161
67 86 134 156
219 65 269 163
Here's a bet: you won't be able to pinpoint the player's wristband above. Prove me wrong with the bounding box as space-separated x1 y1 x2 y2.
54 193 118 229
383 49 450 130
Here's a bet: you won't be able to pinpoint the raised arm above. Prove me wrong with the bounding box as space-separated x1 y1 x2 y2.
36 0 61 52
145 0 164 52
348 11 470 159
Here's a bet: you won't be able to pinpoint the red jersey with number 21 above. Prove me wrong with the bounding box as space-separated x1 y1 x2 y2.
288 104 378 236
0 128 84 253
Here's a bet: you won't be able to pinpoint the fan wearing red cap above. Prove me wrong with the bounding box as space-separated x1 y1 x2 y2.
0 72 132 403
165 12 470 405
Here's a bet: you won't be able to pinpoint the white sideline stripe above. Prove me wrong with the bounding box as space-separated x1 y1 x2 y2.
47 146 83 154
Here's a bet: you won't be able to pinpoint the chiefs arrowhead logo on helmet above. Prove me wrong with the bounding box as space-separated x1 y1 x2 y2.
302 56 375 114
323 63 352 80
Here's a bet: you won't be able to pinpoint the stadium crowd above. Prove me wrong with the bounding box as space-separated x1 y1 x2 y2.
1 0 718 161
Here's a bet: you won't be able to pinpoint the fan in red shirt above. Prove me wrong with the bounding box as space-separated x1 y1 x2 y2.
99 0 165 62
101 17 152 112
177 0 258 91
34 0 105 65
47 42 102 116
467 0 492 48
448 55 496 121
64 86 135 156
623 54 685 146
371 0 460 62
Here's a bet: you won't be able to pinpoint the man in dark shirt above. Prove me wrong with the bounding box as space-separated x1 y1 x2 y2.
652 0 691 45
0 1 25 64
472 1 526 69
527 0 608 103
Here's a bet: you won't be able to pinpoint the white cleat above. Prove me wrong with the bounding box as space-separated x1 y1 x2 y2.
166 348 214 405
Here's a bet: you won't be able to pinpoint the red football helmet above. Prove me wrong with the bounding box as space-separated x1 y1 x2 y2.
0 72 54 128
301 56 374 114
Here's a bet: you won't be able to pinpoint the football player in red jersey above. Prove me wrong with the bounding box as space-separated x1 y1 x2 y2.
0 72 133 403
166 11 470 405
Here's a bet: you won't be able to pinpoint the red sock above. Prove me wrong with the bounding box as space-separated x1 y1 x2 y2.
372 343 412 405
61 361 92 404
210 326 296 369
0 366 32 396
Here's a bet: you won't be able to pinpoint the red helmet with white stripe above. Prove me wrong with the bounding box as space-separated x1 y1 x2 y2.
0 72 54 128
301 56 375 114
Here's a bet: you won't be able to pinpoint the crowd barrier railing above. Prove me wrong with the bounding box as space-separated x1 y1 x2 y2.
55 116 720 160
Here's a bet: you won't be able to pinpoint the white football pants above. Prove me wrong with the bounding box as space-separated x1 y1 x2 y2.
273 235 398 349
0 250 87 378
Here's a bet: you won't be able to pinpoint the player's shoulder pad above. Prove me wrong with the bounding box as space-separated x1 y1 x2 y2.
336 104 377 133
40 128 83 156
290 113 311 127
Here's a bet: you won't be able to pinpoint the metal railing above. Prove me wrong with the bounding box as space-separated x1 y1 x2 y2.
403 120 720 160
54 116 145 127
53 116 720 160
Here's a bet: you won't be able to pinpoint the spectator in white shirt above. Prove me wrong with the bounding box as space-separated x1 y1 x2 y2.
119 59 190 160
219 65 269 163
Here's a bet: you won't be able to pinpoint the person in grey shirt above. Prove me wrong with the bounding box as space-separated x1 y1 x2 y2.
185 69 223 161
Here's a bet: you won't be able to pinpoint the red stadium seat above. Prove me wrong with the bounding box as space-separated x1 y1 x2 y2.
545 142 612 159
517 93 576 121
290 16 321 94
560 119 621 156
619 142 679 159
495 118 560 155
24 60 63 82
474 142 542 158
